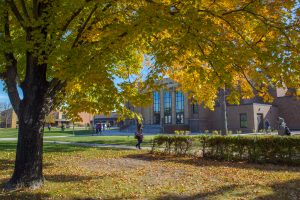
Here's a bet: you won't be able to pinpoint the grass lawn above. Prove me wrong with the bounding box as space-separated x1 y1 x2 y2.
1 142 300 200
0 128 93 138
44 135 156 147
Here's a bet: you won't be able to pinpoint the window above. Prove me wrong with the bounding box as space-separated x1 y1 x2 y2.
192 103 199 114
240 113 247 128
164 91 172 124
153 92 160 124
176 91 184 124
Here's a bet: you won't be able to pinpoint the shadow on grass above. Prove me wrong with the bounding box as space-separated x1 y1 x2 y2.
124 153 300 172
0 191 50 200
0 142 90 154
45 129 92 136
45 174 95 183
254 179 300 200
156 184 236 200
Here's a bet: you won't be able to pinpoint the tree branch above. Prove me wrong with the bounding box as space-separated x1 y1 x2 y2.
32 0 38 19
19 0 30 19
6 0 26 29
2 5 21 115
72 4 98 48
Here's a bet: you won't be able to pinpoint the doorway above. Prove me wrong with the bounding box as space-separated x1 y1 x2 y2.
257 113 264 131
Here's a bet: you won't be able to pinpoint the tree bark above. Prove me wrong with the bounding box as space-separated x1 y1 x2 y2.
6 52 50 189
222 87 228 135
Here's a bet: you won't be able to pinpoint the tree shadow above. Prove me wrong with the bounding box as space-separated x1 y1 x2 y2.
43 143 89 153
254 179 300 200
0 182 50 200
155 185 237 200
44 174 96 183
0 159 53 171
124 153 300 172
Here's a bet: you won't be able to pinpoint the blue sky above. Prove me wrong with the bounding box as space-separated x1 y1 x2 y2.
0 81 10 103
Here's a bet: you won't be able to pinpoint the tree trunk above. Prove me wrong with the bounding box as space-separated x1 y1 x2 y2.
6 52 49 189
7 116 44 188
222 87 228 135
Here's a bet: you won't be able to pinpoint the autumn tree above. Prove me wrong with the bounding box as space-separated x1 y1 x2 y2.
0 0 299 189
140 0 300 109
0 0 149 189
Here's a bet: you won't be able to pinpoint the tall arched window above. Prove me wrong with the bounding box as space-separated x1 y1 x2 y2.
153 92 160 124
164 91 172 124
176 91 184 124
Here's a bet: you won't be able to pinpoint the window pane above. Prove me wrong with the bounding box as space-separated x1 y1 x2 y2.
164 91 172 124
240 113 247 128
176 92 184 124
153 92 160 124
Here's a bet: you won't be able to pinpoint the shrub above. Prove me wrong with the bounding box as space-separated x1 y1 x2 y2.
204 130 209 134
152 135 194 155
212 130 219 135
175 130 190 135
227 130 233 135
151 135 300 165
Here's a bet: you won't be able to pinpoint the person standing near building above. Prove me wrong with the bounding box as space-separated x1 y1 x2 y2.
278 117 291 136
264 120 270 134
135 122 143 149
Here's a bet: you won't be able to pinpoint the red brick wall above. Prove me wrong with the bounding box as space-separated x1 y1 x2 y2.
274 97 300 130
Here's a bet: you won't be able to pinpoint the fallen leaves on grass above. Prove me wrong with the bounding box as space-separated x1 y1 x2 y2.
0 144 300 200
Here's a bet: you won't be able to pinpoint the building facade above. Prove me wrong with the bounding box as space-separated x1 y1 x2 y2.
0 108 18 128
135 79 300 133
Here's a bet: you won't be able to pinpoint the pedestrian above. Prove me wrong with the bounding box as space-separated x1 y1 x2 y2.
264 120 270 133
61 124 65 132
278 117 292 136
48 124 51 131
135 122 143 149
96 123 102 135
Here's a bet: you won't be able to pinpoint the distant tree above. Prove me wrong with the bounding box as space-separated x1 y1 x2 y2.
0 102 12 128
44 112 55 125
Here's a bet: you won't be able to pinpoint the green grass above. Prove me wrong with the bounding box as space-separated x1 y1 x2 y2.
44 135 155 147
0 128 156 147
0 128 93 138
1 141 300 199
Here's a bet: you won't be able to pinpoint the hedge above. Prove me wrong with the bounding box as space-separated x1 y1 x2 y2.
151 135 300 165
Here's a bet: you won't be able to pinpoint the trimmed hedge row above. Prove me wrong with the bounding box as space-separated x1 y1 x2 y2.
151 135 300 165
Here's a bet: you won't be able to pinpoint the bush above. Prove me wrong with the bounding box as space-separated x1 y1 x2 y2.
174 130 190 135
212 130 219 135
152 135 193 155
151 135 300 165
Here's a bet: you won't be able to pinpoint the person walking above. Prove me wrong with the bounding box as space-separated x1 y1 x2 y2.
48 124 51 132
135 122 143 149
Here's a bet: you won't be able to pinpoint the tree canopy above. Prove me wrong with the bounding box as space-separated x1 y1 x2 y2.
0 0 299 114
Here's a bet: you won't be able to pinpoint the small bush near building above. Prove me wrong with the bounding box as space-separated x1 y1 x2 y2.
151 135 300 165
174 130 190 135
212 130 219 135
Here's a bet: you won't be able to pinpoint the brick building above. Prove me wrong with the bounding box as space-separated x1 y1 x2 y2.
132 78 300 133
0 108 18 128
